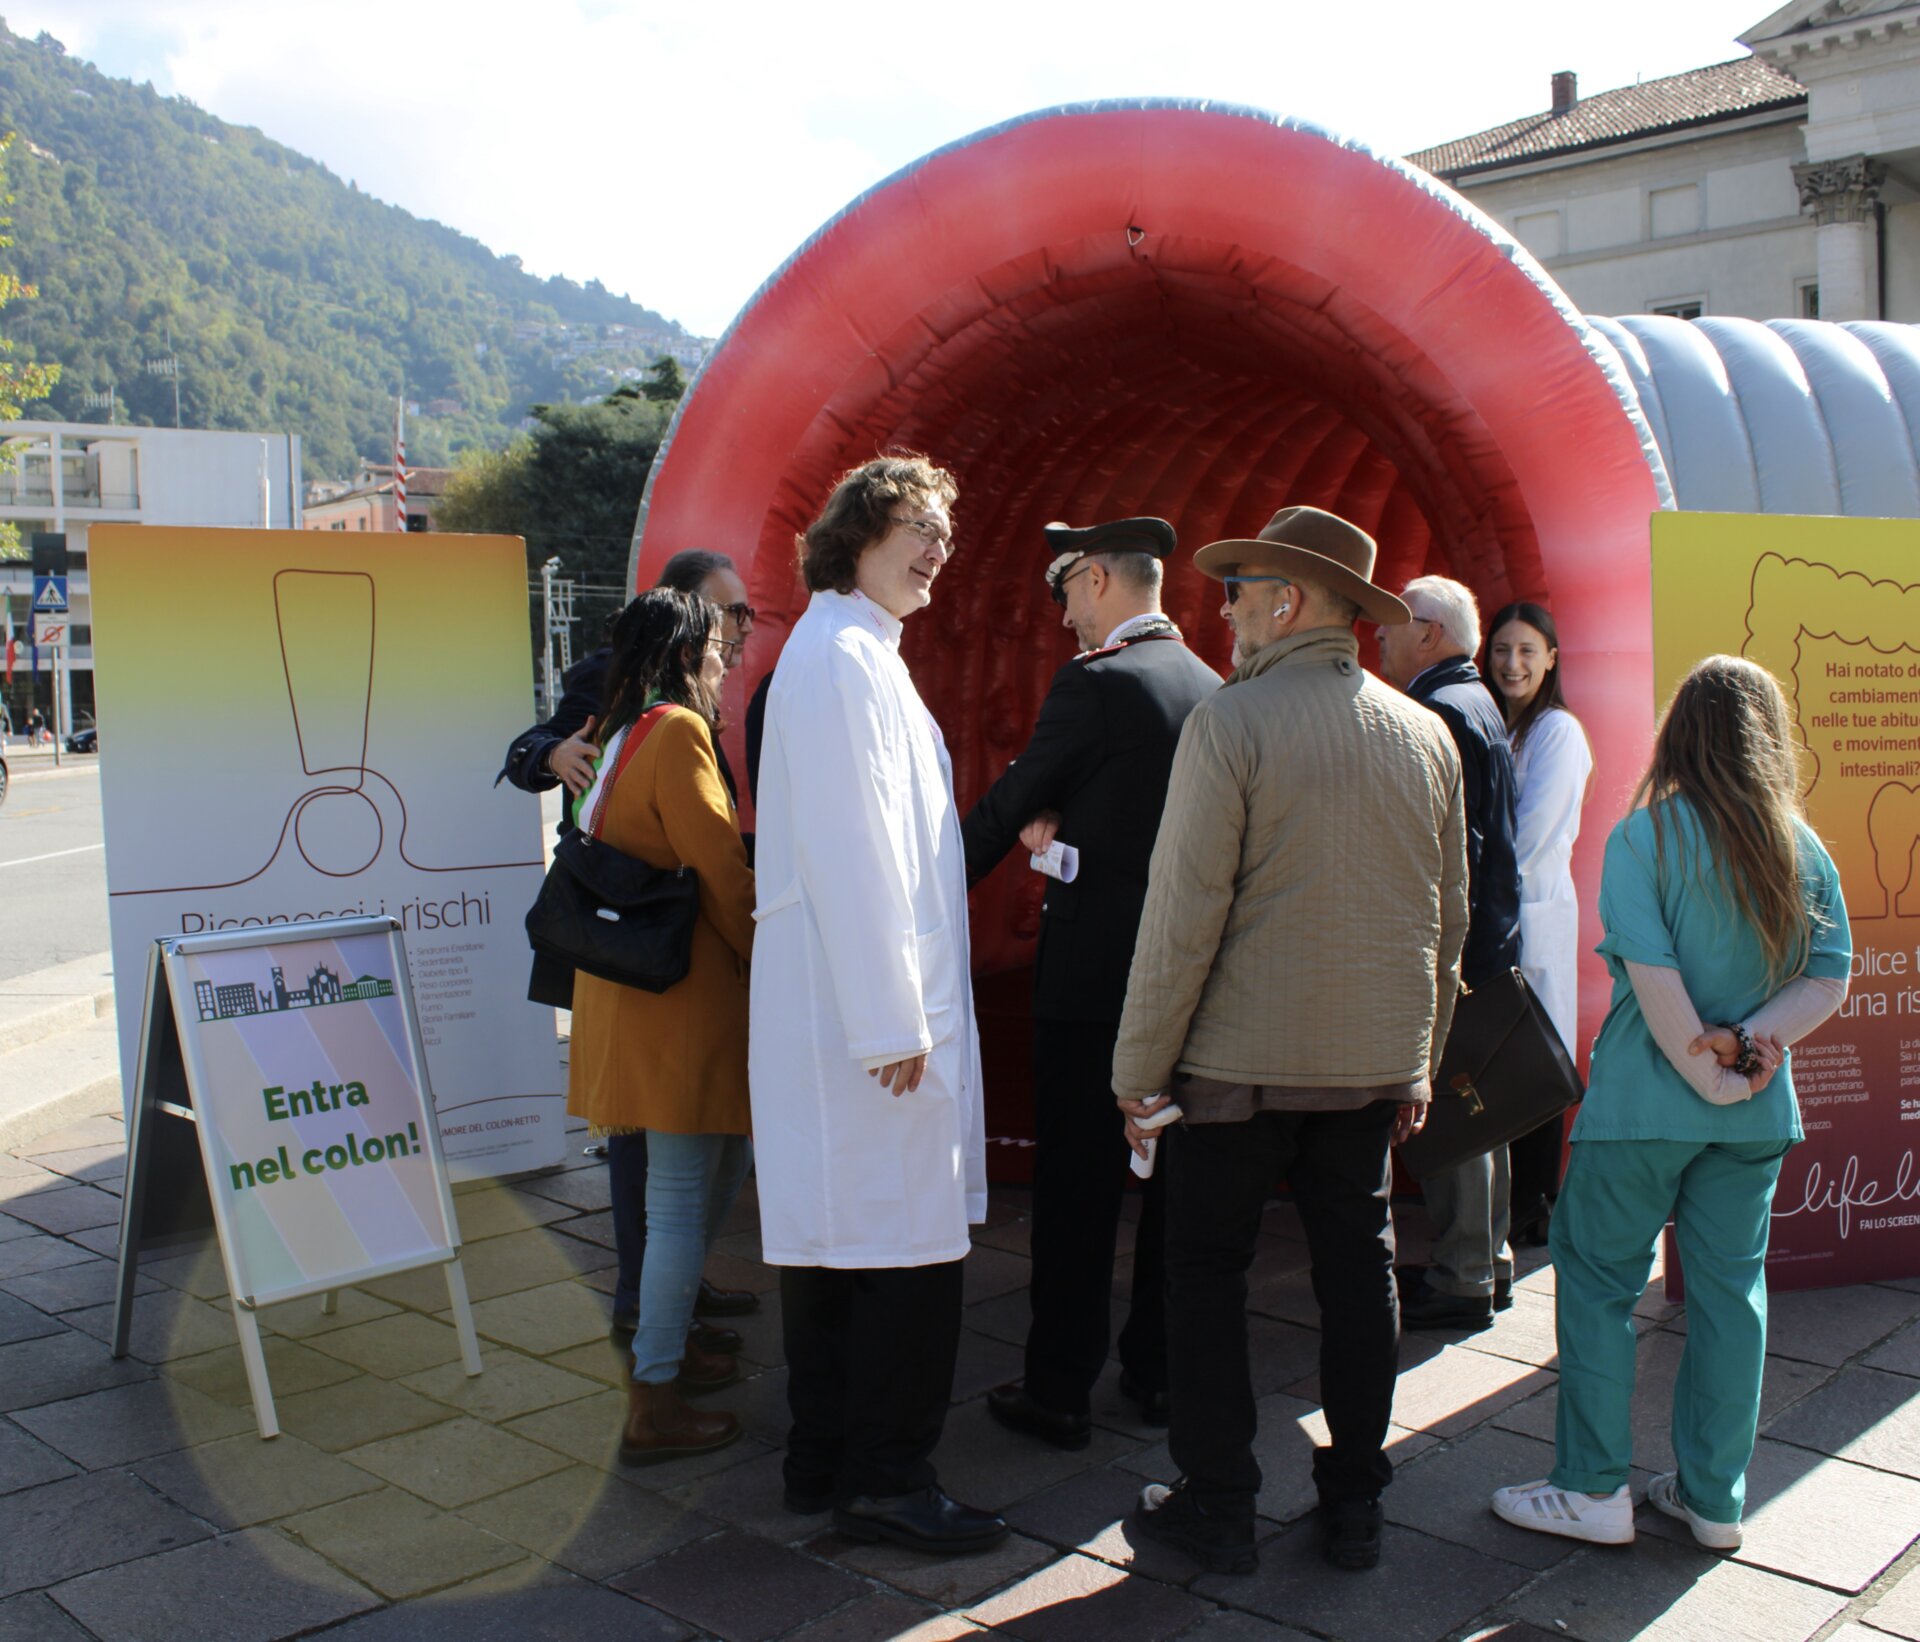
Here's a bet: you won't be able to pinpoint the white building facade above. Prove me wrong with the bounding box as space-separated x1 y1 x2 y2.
1410 0 1920 325
0 421 303 732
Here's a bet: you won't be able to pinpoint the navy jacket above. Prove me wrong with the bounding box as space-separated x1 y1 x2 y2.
1408 656 1522 984
962 630 1219 1024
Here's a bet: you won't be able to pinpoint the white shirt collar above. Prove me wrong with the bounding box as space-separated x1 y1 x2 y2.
833 587 903 649
1104 611 1166 648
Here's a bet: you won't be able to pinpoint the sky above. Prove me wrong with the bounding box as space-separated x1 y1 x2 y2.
14 0 1781 338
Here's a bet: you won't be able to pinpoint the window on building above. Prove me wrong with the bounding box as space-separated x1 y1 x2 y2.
1512 211 1564 259
1650 299 1704 321
1797 280 1820 319
1649 184 1701 240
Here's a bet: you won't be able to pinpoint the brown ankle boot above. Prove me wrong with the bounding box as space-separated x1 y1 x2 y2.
620 1379 741 1466
677 1339 741 1393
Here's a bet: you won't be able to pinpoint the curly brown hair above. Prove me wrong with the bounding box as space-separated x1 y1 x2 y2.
799 453 959 594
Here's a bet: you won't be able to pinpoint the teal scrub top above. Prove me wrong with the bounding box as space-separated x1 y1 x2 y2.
1573 799 1851 1145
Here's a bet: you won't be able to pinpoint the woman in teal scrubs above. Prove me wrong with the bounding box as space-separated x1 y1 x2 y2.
1491 655 1851 1552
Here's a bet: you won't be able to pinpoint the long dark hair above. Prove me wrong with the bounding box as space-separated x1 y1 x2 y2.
1632 655 1814 985
1484 601 1569 752
598 588 722 744
799 452 958 594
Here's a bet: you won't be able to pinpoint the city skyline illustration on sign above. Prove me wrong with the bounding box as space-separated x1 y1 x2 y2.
194 959 395 1023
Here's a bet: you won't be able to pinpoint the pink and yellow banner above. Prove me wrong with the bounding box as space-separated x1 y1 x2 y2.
90 527 565 1179
1653 512 1920 1290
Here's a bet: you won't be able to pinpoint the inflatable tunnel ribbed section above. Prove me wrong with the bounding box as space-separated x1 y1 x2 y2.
631 101 1666 991
1610 315 1920 519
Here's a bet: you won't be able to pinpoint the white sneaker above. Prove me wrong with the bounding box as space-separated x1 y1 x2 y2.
1646 1472 1742 1550
1490 1478 1634 1544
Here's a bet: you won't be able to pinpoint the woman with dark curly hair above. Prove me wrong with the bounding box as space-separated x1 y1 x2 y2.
566 588 757 1466
749 453 1005 1556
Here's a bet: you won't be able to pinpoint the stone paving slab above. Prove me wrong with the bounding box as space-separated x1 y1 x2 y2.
67 1289 240 1363
0 1470 209 1597
459 1462 718 1580
1870 1318 1920 1379
286 1487 527 1601
0 1326 150 1411
1864 1557 1920 1640
272 1373 458 1452
964 1550 1215 1640
399 1346 604 1423
1763 1363 1920 1477
0 1232 96 1282
612 1526 872 1642
0 1255 159 1314
49 1526 380 1642
312 1569 693 1640
0 1592 94 1638
135 1430 380 1529
165 1334 361 1406
343 1415 574 1509
0 1418 80 1494
1505 1532 1846 1640
11 1377 254 1468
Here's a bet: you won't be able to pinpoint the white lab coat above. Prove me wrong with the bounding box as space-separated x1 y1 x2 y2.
1512 706 1593 1054
748 590 987 1268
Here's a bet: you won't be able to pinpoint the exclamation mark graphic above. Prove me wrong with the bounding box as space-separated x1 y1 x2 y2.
408 1122 420 1155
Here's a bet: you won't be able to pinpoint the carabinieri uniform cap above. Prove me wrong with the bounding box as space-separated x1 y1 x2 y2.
1043 517 1177 605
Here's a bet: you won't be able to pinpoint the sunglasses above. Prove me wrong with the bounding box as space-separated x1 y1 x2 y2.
721 601 756 627
1050 561 1096 607
1222 575 1291 605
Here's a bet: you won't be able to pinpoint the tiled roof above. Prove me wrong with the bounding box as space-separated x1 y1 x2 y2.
1408 58 1806 179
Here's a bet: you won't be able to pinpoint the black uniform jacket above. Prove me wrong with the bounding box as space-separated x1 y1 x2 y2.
1408 656 1522 985
962 631 1220 1025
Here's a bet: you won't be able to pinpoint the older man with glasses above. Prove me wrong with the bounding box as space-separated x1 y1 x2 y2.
959 516 1219 1452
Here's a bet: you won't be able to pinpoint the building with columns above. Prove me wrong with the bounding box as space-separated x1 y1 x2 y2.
1409 0 1920 324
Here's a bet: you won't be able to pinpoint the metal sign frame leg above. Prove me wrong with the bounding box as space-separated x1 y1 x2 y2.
232 1305 280 1440
444 1257 484 1376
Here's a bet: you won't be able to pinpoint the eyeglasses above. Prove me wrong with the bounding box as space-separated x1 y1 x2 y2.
1050 562 1096 607
721 601 756 628
891 516 954 555
1222 575 1291 605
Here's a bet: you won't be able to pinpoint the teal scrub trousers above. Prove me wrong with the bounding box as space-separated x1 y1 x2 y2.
1547 1135 1792 1525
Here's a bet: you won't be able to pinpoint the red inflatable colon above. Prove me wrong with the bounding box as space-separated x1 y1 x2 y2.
633 101 1665 1140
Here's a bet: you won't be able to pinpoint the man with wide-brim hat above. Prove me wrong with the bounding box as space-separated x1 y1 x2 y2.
962 514 1220 1451
1115 504 1469 1578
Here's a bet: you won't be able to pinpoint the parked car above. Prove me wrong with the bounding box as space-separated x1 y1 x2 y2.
65 727 97 754
0 751 8 806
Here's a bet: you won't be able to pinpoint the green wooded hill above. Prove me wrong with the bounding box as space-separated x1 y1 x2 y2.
0 23 696 476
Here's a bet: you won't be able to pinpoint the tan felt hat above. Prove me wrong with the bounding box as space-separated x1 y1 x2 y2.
1193 506 1410 626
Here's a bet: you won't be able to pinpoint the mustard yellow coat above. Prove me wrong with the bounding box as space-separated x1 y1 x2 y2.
566 706 755 1136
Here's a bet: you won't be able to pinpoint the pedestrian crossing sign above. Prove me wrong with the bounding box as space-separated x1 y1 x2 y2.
32 575 67 614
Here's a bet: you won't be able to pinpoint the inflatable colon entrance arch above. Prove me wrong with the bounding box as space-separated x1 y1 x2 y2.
631 99 1674 1107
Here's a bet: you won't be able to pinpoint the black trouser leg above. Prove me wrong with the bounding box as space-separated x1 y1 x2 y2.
1163 1116 1276 1519
1025 1018 1164 1413
841 1260 965 1498
1508 1115 1566 1223
1291 1103 1400 1505
1165 1106 1400 1518
780 1265 852 1496
782 1260 965 1501
606 1131 650 1315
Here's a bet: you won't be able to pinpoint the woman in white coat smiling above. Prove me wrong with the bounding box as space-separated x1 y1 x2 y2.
749 453 1003 1557
1485 601 1593 1243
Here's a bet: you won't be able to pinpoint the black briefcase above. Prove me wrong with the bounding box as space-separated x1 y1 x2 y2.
1399 967 1583 1181
524 830 699 995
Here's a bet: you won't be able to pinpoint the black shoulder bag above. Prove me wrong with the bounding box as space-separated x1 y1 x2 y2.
524 706 700 994
1398 966 1584 1181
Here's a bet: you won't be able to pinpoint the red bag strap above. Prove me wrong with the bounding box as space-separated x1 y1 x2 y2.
585 704 674 839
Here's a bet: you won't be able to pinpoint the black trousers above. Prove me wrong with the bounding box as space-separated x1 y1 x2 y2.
1164 1103 1400 1519
1025 1017 1167 1414
607 1132 649 1315
780 1259 964 1501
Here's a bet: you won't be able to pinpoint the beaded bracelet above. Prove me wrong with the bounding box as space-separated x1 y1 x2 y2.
1717 1022 1764 1079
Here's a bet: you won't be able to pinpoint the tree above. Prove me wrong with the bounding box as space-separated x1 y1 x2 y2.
641 354 686 403
434 436 534 538
0 132 61 559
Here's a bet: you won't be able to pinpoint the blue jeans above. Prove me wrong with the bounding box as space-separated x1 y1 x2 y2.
629 1131 752 1384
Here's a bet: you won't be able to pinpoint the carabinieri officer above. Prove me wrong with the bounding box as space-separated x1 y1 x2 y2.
962 516 1220 1448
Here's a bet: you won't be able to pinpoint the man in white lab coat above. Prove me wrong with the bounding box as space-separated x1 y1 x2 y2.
749 453 1003 1557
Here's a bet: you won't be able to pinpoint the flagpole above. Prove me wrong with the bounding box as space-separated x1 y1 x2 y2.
392 391 408 532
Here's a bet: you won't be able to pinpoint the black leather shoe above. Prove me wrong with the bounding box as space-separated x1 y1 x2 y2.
1396 1264 1511 1313
1321 1496 1382 1570
609 1307 638 1344
1396 1269 1495 1332
696 1279 758 1318
1134 1481 1257 1574
987 1382 1092 1451
833 1487 1008 1555
1118 1371 1171 1427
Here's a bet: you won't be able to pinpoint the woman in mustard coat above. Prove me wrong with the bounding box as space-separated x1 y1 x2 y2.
566 589 756 1464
